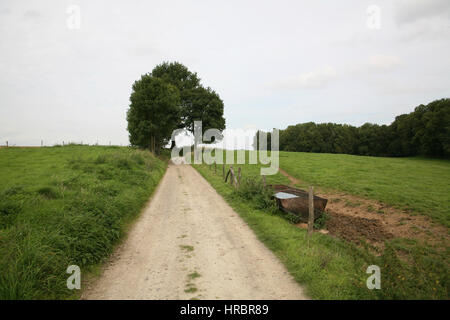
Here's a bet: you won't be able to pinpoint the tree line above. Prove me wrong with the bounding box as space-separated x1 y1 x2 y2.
127 62 225 153
255 98 449 158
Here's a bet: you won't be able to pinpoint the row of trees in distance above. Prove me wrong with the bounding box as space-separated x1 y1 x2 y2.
255 98 449 158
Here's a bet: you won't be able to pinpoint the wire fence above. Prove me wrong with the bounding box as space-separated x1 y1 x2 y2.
2 140 126 148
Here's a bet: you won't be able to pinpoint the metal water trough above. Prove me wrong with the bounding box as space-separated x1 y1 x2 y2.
269 185 328 222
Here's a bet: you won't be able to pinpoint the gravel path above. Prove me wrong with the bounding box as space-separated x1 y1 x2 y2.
82 163 308 300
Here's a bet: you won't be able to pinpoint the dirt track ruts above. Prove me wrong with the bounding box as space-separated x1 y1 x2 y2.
82 162 308 300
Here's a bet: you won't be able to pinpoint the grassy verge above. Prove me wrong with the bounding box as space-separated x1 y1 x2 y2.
0 145 167 299
194 160 449 299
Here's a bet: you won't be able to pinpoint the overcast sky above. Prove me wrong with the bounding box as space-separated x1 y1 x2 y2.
1 0 449 146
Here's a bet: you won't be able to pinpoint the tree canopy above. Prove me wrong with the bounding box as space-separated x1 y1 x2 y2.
127 76 180 151
127 62 226 152
255 98 450 158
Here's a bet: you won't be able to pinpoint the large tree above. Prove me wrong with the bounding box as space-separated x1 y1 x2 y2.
127 62 226 151
151 61 201 94
127 62 225 150
151 62 226 140
126 75 180 152
181 86 225 142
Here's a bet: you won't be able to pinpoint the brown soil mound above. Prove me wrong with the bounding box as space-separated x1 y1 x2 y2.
326 212 393 245
279 167 449 249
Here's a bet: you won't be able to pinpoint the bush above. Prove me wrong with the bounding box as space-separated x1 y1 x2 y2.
314 210 330 229
234 178 277 210
285 212 302 224
234 178 314 224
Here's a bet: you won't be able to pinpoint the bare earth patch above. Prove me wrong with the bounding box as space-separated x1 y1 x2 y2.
279 168 449 248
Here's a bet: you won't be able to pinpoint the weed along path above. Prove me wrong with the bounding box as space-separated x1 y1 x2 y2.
82 162 307 300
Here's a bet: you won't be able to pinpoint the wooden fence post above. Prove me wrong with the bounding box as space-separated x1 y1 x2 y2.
214 162 217 174
229 166 238 188
222 164 225 179
308 186 314 236
224 166 239 189
6 141 8 147
229 166 234 186
262 175 266 187
237 167 241 187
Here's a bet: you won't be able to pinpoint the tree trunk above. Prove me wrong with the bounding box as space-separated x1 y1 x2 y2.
150 135 155 153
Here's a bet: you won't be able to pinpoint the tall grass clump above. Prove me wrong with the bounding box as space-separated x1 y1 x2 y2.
234 178 277 211
233 178 303 224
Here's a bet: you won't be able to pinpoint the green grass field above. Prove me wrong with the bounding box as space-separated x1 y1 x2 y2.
0 146 167 299
278 152 450 227
1 146 447 299
193 150 449 299
198 150 450 226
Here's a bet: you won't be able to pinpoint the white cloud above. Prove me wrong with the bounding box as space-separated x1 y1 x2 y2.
368 55 401 71
370 75 450 96
393 0 450 42
23 9 42 20
268 66 337 90
394 0 450 25
327 55 401 78
1 1 449 145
